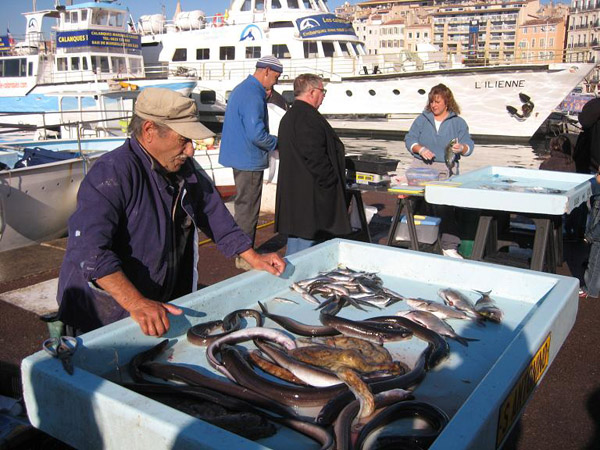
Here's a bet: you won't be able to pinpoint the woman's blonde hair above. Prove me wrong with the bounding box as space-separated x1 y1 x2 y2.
425 84 461 115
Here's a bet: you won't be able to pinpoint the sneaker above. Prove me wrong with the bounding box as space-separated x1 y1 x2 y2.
579 288 589 299
235 256 253 271
442 249 464 259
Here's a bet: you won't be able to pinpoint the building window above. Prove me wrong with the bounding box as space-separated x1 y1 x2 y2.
245 46 261 58
531 38 535 48
549 38 554 47
172 48 187 62
196 48 210 60
219 46 235 60
272 44 291 59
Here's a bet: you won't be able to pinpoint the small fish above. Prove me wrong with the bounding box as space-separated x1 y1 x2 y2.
291 282 321 305
438 288 483 321
273 297 299 305
406 297 472 321
474 290 504 323
445 138 458 172
397 310 478 347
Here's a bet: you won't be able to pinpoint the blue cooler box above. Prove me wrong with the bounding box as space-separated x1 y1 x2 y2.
394 214 441 244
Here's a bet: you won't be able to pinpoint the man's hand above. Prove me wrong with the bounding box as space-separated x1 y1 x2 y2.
239 248 286 276
128 299 183 336
95 271 183 336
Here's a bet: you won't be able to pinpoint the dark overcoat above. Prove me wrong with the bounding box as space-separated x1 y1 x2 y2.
275 100 352 240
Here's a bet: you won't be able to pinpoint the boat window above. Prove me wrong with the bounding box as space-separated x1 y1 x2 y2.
200 90 216 104
288 0 299 8
246 46 261 59
65 12 71 24
368 90 376 96
57 57 68 72
256 0 265 11
346 90 352 96
269 21 294 28
241 0 252 11
196 48 210 60
172 48 187 62
28 61 33 76
282 90 294 104
92 10 110 26
111 57 126 75
81 10 88 22
339 42 350 56
393 89 400 95
71 57 80 71
100 56 109 73
303 41 318 58
322 42 334 57
20 60 26 77
82 57 89 70
60 96 78 111
220 46 235 60
272 0 282 8
129 58 142 75
272 44 291 59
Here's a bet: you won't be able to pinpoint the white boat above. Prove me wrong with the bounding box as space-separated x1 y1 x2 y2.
0 1 196 140
139 0 595 141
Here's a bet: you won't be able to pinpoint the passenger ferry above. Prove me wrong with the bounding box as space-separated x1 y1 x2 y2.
0 1 196 139
139 0 594 140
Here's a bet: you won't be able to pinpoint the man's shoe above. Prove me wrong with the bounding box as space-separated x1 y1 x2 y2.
442 249 464 259
235 256 253 271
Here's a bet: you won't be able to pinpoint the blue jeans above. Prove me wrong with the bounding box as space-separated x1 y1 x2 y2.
584 194 600 297
285 236 320 256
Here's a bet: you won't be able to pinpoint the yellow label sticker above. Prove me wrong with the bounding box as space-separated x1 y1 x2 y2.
496 333 551 448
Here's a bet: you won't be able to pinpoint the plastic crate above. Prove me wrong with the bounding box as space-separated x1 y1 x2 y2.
394 214 441 244
346 155 398 175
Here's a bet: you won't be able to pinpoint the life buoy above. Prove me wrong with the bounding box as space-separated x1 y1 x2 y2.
213 13 224 27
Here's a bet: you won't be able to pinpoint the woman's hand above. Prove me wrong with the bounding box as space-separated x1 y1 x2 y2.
418 146 435 161
452 142 468 154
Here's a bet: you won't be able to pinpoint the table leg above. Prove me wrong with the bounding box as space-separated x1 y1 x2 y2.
405 197 420 251
386 198 403 246
471 215 494 261
531 218 555 272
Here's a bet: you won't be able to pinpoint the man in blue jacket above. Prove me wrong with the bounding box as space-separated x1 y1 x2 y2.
57 88 285 336
219 55 282 268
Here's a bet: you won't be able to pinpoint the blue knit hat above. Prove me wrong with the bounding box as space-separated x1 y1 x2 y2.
256 55 283 73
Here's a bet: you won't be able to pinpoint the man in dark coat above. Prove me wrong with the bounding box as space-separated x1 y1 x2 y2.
275 74 352 255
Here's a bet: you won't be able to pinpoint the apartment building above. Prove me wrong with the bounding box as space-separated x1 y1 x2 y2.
516 16 566 64
566 0 600 64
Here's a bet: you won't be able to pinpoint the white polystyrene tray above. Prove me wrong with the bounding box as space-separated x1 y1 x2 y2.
21 239 578 449
425 166 593 215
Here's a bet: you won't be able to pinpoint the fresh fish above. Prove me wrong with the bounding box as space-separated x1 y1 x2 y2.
438 288 482 320
474 290 504 323
406 297 473 321
397 310 478 347
445 138 458 172
290 282 321 305
272 297 299 305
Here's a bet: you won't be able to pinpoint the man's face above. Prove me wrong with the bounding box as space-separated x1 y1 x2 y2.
263 68 281 90
152 126 195 173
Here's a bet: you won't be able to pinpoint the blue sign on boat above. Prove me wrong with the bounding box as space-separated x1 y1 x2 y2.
56 30 141 51
295 14 355 38
0 36 12 52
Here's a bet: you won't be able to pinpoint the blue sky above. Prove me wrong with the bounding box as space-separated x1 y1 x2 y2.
5 0 567 37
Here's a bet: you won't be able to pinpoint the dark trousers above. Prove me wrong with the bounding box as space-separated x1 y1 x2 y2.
233 169 264 246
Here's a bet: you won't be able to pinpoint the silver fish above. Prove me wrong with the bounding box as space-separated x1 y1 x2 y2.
438 288 482 319
474 290 504 323
291 282 321 305
405 297 472 321
445 138 458 172
398 310 478 347
273 297 299 305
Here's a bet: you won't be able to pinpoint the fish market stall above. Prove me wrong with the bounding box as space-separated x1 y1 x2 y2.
425 166 594 272
21 239 578 449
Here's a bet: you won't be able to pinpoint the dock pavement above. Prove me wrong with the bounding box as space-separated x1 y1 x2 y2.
0 190 599 449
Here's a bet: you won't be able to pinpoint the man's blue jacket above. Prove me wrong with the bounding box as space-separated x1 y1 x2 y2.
57 137 251 331
219 75 277 171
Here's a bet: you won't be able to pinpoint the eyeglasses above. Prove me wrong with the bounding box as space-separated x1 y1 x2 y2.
314 87 327 95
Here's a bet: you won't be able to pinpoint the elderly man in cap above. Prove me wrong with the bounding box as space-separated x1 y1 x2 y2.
219 55 283 269
57 88 286 336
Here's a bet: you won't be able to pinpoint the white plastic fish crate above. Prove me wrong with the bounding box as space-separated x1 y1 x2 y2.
425 166 593 215
21 239 578 450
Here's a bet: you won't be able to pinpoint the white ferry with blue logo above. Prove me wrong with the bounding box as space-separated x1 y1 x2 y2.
139 0 594 140
0 1 196 139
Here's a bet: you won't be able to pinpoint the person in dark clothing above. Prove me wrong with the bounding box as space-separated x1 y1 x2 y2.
57 88 285 336
275 74 352 255
540 134 576 173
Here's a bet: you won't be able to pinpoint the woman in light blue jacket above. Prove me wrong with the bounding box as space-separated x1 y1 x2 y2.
404 84 475 258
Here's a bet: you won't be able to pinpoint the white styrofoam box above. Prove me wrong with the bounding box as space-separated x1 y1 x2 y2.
425 166 593 215
22 239 577 450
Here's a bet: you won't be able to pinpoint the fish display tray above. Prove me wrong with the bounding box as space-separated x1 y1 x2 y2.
21 239 578 450
425 166 593 215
